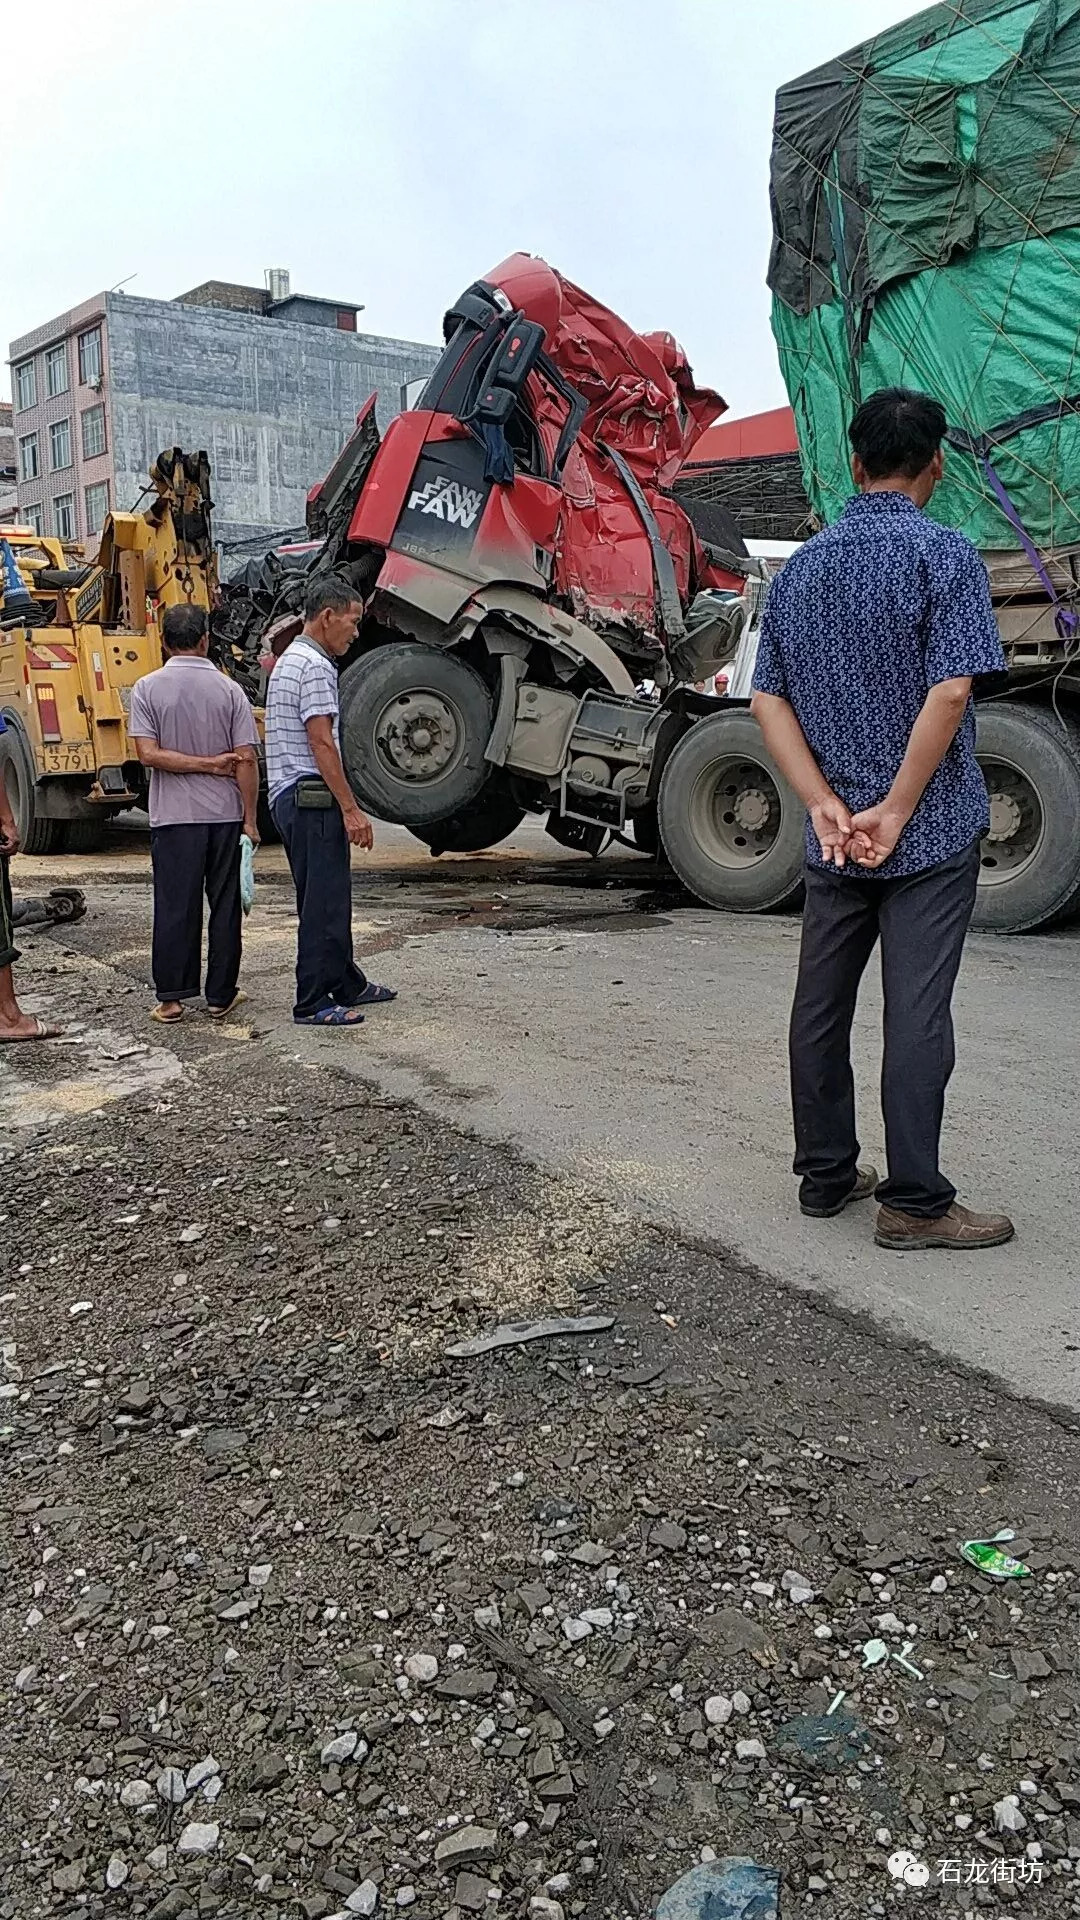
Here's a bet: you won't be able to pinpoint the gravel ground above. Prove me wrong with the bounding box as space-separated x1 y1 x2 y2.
3 933 1080 1920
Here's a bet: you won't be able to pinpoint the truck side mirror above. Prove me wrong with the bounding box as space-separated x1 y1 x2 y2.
483 319 546 399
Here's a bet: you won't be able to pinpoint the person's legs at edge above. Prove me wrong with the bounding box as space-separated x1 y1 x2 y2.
876 840 1012 1246
273 787 364 1019
151 824 207 1017
0 855 57 1038
203 820 243 1011
0 856 23 1031
790 864 881 1214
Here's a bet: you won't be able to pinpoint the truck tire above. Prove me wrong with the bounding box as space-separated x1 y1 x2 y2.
974 701 1080 931
0 716 65 854
657 706 805 911
415 783 525 855
59 819 105 854
339 644 493 828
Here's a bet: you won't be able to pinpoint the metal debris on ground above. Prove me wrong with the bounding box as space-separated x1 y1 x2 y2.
445 1313 615 1357
10 887 87 928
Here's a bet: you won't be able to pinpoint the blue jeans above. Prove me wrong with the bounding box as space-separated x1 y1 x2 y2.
271 784 368 1019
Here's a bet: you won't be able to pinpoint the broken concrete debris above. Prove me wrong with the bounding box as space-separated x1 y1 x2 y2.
3 1027 1079 1918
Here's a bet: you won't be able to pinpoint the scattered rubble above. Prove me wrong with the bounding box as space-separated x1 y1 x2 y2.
1 1004 1080 1917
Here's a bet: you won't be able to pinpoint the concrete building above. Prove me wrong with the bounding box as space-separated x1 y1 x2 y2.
0 402 16 522
8 273 440 548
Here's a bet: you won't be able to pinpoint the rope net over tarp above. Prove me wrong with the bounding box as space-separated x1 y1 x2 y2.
769 0 1080 562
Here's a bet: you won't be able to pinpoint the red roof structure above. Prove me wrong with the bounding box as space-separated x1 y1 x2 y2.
683 405 798 466
672 405 810 544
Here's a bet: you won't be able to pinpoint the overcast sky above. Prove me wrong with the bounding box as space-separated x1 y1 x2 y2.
5 0 917 414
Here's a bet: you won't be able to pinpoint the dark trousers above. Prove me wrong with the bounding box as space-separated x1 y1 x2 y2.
789 839 981 1219
0 857 18 970
150 821 242 1006
271 784 368 1020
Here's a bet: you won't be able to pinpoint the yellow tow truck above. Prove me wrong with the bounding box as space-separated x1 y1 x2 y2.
0 450 217 852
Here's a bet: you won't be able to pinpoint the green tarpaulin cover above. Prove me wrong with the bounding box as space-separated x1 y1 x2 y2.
769 0 1080 551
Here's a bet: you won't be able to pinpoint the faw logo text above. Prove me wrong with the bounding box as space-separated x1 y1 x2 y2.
407 476 483 529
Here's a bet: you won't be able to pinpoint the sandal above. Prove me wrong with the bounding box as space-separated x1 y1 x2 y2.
354 981 397 1005
0 1017 64 1043
150 1005 183 1025
208 992 246 1022
294 1004 365 1027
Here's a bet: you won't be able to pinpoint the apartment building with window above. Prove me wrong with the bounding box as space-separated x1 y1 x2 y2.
0 401 16 522
8 273 439 547
8 294 112 543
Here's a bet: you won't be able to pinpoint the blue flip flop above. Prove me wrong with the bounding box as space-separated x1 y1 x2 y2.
294 1004 366 1027
354 981 397 1005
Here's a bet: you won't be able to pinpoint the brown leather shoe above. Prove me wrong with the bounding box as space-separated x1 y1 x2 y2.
875 1202 1015 1251
801 1164 878 1219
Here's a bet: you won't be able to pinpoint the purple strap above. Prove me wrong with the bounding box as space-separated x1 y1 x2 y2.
981 456 1079 641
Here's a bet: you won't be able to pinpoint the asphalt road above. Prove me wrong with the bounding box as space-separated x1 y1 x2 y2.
12 816 1080 1413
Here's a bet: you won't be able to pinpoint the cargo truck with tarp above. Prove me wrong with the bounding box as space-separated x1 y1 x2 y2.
768 0 1080 931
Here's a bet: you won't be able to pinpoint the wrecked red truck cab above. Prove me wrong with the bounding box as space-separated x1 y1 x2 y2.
218 256 806 905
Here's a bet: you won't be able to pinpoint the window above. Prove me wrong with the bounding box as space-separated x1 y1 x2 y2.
53 494 76 541
21 502 43 535
15 360 36 411
84 481 109 536
18 433 39 481
81 404 106 459
78 326 102 384
49 418 72 472
45 344 69 398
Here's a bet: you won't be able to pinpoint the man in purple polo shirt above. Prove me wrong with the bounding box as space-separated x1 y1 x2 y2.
130 605 259 1023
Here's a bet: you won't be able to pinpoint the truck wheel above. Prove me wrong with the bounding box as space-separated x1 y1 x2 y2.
0 717 65 854
975 702 1080 931
60 819 105 853
657 707 805 910
339 644 493 828
415 783 525 855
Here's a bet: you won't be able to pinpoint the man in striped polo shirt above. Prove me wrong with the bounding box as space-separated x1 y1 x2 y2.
265 575 396 1026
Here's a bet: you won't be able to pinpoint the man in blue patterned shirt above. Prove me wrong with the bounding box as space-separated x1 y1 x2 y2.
751 387 1013 1252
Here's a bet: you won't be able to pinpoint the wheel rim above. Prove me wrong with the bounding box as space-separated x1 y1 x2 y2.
371 687 466 786
688 754 785 868
978 755 1045 885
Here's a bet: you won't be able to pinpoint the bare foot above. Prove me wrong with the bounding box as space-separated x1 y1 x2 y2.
0 1013 63 1043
